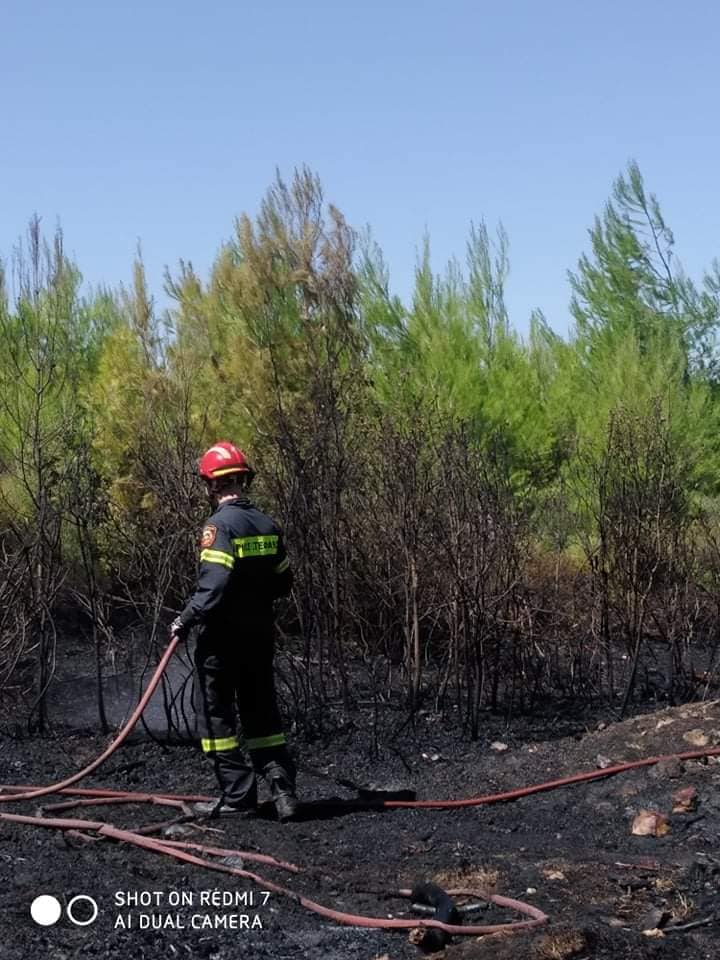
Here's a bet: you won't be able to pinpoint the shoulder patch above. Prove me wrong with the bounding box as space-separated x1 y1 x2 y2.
200 524 217 549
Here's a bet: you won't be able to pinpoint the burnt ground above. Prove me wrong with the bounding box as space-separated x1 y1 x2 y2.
1 700 720 960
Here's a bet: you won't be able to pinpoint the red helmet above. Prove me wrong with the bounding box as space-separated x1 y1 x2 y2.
198 442 255 482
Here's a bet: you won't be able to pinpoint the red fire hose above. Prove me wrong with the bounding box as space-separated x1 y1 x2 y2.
2 633 719 943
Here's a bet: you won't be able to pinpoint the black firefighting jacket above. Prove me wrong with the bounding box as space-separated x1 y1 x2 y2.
178 497 292 632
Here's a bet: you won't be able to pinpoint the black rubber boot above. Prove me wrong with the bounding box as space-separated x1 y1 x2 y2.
263 761 299 822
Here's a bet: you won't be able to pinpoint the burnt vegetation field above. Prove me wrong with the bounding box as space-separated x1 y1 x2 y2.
2 699 720 959
2 164 720 957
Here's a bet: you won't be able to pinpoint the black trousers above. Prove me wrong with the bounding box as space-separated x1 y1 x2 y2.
193 620 294 806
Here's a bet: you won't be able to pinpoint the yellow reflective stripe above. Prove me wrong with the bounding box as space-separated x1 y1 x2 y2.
211 466 248 477
246 733 287 750
200 549 234 569
274 557 290 574
201 735 240 752
232 535 279 558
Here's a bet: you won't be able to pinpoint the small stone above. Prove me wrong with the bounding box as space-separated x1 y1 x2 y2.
526 887 537 894
490 741 509 752
642 928 666 938
683 729 709 747
162 824 194 839
631 810 671 837
543 869 566 881
671 785 698 813
596 754 613 769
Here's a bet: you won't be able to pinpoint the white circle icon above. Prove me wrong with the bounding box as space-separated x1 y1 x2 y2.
66 895 99 926
30 895 62 926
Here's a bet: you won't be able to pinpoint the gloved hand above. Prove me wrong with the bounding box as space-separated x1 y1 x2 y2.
170 616 189 640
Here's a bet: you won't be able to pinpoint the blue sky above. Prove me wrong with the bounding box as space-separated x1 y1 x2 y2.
2 0 718 336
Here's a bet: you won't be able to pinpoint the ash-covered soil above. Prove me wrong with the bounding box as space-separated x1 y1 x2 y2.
2 700 720 960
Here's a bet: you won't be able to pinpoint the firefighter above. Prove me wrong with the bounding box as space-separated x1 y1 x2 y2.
171 442 298 821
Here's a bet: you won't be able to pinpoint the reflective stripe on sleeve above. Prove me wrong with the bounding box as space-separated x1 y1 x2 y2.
274 557 290 574
200 549 234 569
245 733 287 750
201 735 240 752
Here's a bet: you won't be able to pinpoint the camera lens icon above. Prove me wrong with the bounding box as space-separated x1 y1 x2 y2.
67 895 99 926
30 895 62 926
30 894 99 926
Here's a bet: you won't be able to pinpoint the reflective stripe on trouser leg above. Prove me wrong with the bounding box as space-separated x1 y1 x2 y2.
201 735 240 753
